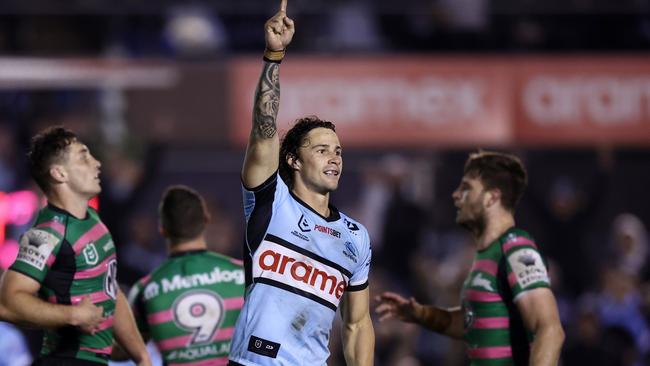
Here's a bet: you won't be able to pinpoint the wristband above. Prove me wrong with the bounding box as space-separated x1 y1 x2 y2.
263 49 285 63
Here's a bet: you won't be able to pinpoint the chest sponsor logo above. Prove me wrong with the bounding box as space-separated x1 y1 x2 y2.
342 241 358 263
471 273 494 291
314 224 341 238
83 243 99 265
253 240 348 307
17 229 58 270
508 249 550 288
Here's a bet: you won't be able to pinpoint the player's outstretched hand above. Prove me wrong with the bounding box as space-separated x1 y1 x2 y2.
265 0 295 51
71 296 106 335
375 291 422 323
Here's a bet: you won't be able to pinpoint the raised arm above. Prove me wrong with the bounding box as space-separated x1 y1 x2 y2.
375 291 465 339
241 0 295 188
0 270 104 332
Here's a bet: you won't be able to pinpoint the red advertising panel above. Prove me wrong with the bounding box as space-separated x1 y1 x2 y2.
229 56 514 147
229 56 650 147
514 57 650 145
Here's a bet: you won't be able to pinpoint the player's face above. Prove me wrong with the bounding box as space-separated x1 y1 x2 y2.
294 128 343 194
61 141 102 197
452 174 487 230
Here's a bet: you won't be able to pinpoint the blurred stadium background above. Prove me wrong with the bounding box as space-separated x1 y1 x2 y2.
0 0 649 365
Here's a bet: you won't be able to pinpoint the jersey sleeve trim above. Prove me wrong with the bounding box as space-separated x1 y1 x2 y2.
346 280 368 292
7 267 44 285
512 283 551 303
242 171 278 193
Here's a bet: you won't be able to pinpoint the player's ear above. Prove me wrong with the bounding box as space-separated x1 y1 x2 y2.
49 164 67 183
287 153 301 171
158 222 167 237
485 188 501 208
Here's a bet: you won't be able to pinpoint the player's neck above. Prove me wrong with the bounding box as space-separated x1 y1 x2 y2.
47 190 90 219
476 213 515 250
168 236 208 255
291 184 331 218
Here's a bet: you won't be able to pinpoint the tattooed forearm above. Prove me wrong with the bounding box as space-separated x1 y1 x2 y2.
252 62 280 139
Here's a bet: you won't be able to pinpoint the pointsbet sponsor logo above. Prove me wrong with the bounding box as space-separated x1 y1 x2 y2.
144 268 244 300
313 224 341 238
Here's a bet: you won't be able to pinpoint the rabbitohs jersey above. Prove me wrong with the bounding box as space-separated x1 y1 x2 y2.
129 250 245 366
462 228 551 366
10 204 118 365
229 173 372 366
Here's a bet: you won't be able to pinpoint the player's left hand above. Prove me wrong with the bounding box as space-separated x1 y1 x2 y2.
265 0 295 51
375 291 422 323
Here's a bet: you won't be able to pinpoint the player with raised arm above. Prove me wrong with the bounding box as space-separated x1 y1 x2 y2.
376 151 565 366
0 127 150 366
227 1 374 365
124 185 245 366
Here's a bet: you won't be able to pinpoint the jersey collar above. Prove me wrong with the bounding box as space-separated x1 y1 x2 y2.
289 190 341 222
169 249 207 258
47 203 90 220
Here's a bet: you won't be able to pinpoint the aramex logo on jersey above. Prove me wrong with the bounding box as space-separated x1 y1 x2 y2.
253 240 349 308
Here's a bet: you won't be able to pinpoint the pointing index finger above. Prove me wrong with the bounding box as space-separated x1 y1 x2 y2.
280 0 287 13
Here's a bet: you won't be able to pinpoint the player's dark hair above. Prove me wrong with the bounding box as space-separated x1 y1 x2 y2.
279 116 336 187
28 126 78 195
159 185 210 245
464 150 528 212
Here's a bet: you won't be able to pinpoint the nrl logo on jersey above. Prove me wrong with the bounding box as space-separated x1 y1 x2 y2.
83 243 99 265
292 214 312 241
297 214 311 232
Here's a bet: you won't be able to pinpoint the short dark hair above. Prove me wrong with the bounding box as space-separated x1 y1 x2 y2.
28 126 78 195
464 150 528 212
279 116 336 187
159 185 210 245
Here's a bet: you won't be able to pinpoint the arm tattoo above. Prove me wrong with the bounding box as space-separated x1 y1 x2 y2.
252 62 280 139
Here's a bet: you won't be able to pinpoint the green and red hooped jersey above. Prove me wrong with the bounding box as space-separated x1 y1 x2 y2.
10 204 118 365
128 250 245 366
461 227 551 366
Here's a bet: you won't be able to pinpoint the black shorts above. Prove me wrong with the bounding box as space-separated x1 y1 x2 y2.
228 362 245 366
32 357 105 366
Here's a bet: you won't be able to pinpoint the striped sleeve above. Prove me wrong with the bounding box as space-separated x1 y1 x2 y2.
503 235 550 300
10 225 64 283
